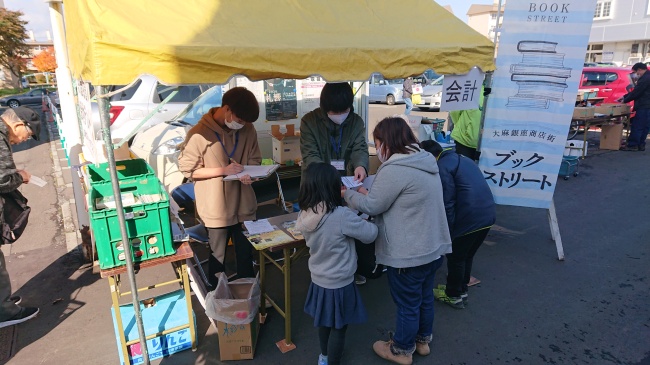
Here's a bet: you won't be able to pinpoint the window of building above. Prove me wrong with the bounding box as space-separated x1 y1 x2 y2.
594 1 612 19
491 13 497 20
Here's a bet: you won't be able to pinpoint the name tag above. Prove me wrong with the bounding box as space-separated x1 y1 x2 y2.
331 160 345 171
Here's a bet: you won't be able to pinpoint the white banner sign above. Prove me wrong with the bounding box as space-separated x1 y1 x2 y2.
478 0 598 209
440 67 484 111
76 80 98 163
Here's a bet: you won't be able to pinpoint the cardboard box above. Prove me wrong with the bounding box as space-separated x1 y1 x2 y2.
111 290 196 365
599 123 624 150
619 104 631 114
564 140 587 157
595 103 626 116
572 107 595 119
369 154 380 175
271 124 301 164
216 314 260 361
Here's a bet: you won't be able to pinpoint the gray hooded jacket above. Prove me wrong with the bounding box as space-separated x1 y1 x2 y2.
296 205 378 289
344 146 452 268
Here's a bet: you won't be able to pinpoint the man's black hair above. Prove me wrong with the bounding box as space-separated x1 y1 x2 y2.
320 83 353 113
222 87 259 123
298 162 342 214
420 140 444 158
632 62 648 71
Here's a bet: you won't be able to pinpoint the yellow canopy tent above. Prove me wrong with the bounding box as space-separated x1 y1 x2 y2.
60 1 495 362
64 0 495 85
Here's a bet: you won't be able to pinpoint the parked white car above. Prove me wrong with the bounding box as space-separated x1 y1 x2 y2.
415 75 444 111
91 75 213 141
130 85 224 192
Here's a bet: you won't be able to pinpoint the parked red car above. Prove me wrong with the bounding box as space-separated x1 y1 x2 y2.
580 67 635 105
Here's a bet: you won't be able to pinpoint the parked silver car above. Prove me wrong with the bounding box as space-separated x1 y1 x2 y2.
0 88 57 108
415 75 444 111
368 73 405 105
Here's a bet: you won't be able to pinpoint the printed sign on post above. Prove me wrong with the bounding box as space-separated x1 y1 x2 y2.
478 0 599 209
440 67 484 111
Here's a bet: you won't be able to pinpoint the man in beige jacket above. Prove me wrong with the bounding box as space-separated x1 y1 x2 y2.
178 87 261 288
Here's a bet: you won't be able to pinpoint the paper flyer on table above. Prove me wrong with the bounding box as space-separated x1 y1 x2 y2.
245 226 295 249
243 219 275 235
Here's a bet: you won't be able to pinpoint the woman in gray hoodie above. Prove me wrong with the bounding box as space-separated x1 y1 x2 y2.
344 117 452 365
297 162 378 365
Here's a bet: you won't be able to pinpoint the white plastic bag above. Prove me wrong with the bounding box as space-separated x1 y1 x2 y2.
205 272 261 325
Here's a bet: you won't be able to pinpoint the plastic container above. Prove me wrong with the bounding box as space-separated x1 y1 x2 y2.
89 172 174 269
86 159 155 186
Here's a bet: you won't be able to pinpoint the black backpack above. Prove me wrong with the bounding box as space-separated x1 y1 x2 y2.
1 190 31 245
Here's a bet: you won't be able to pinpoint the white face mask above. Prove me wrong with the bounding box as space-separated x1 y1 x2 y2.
328 111 349 125
225 112 245 130
377 143 388 163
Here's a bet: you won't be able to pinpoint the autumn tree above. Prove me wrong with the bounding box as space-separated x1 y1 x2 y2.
32 46 57 73
0 8 30 88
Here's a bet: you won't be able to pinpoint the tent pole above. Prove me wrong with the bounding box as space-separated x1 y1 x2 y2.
476 0 503 155
97 87 150 365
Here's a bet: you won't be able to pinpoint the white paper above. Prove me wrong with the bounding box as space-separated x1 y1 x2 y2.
243 219 275 235
28 175 47 187
223 164 279 181
440 67 484 112
341 176 362 189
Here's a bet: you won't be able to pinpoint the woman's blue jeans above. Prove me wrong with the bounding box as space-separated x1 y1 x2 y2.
386 256 444 354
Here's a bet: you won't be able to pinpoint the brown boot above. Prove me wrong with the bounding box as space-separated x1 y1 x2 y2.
415 342 430 356
373 340 413 365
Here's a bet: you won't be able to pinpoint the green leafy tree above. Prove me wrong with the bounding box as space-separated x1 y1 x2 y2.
0 8 30 88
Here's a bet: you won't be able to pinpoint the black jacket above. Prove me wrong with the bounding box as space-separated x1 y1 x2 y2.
436 148 496 239
623 71 650 110
0 121 23 194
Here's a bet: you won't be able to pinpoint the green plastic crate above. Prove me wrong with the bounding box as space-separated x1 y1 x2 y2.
89 174 175 270
86 159 155 186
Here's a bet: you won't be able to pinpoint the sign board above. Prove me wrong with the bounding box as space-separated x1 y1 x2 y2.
76 80 98 162
478 0 598 209
264 79 298 121
602 51 614 62
440 67 484 111
299 77 326 118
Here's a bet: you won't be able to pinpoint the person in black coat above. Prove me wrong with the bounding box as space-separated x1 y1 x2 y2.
619 63 650 151
421 140 496 309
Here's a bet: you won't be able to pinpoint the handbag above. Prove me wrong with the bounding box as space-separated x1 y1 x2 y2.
1 190 31 245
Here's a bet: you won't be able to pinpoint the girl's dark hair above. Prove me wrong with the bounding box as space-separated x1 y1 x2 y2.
320 83 353 113
373 117 419 159
298 162 342 214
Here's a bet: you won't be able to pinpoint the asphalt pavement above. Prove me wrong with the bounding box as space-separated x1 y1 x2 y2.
1 104 649 365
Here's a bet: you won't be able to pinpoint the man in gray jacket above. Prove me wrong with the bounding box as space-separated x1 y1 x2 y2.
0 107 40 328
402 77 414 115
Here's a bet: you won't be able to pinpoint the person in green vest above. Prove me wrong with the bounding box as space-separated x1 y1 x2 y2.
449 86 488 161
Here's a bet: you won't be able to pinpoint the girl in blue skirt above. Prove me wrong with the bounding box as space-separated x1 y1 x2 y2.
296 162 378 365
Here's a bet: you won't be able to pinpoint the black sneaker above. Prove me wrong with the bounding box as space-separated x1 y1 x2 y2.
621 145 638 151
0 307 39 328
355 274 367 285
10 296 21 305
639 145 646 151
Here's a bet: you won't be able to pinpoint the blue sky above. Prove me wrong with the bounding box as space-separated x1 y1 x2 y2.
436 0 493 22
5 0 494 42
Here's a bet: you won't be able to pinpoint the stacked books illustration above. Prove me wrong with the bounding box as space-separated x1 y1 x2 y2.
507 41 571 109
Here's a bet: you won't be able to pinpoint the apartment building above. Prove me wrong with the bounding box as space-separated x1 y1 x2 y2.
588 0 650 65
466 0 650 67
467 0 505 41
